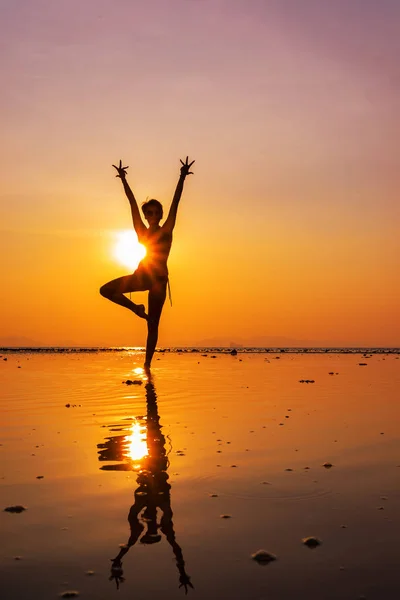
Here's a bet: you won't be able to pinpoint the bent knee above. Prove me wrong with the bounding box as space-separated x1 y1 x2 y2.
100 283 113 298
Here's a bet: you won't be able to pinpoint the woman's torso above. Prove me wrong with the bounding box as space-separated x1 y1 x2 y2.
138 226 172 279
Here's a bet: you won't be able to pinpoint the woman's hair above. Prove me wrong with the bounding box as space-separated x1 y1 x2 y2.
142 198 163 218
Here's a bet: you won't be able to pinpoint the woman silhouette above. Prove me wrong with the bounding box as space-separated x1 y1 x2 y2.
100 156 195 368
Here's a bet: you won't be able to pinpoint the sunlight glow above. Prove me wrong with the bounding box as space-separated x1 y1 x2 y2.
114 230 146 271
127 420 148 461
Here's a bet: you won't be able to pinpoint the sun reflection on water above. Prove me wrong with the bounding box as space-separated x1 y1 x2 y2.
127 420 148 463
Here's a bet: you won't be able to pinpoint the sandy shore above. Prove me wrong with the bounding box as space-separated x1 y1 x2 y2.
1 350 399 599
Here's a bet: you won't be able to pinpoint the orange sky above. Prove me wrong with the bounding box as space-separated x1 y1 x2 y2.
1 0 399 347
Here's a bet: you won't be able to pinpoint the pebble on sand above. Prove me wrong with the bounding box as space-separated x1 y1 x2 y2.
59 592 80 598
4 505 27 513
251 550 277 564
322 462 333 468
123 379 143 385
302 536 322 548
85 570 95 576
209 494 218 497
220 514 232 519
358 363 368 366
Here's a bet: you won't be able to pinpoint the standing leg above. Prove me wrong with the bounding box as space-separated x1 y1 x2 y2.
100 273 149 319
144 282 167 368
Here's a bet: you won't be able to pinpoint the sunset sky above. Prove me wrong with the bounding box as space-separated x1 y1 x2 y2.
1 0 399 347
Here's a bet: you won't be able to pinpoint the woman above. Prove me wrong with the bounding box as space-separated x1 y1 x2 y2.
100 156 195 369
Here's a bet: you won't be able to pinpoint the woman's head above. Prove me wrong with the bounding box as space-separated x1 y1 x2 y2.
142 199 163 225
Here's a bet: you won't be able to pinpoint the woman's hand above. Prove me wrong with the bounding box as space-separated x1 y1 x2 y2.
112 159 129 179
180 156 195 177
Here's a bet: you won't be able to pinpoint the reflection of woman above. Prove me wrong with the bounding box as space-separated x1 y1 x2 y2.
109 381 193 593
100 157 195 369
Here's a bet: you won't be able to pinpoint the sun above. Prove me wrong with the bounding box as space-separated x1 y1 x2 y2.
114 230 146 270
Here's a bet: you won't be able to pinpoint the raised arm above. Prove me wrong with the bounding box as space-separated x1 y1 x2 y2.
163 157 195 233
112 160 147 237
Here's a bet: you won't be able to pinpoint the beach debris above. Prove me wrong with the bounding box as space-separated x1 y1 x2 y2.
14 556 23 560
340 525 347 528
322 462 333 469
299 379 315 383
377 506 384 510
285 468 293 472
59 592 80 598
220 514 232 519
230 349 238 356
3 357 7 361
302 536 322 548
358 363 368 366
36 475 44 479
4 505 27 513
85 570 95 576
260 481 271 485
123 379 143 385
209 494 218 498
251 549 277 564
230 464 238 468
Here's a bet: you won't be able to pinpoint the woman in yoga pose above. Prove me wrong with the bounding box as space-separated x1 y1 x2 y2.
100 156 194 368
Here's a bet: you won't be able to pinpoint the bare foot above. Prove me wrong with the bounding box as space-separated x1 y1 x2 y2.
133 304 148 320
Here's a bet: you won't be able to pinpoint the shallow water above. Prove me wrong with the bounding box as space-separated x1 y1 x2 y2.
1 352 399 599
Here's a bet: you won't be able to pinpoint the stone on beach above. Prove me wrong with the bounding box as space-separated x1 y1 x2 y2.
251 549 277 564
322 462 333 468
59 592 80 598
302 536 322 548
4 505 27 513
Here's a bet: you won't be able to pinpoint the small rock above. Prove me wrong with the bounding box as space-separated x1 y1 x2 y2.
220 514 232 519
36 475 44 479
358 363 368 366
230 349 238 356
4 505 27 513
124 379 143 385
302 536 322 548
59 592 80 598
209 494 218 498
251 549 277 564
85 570 95 576
322 462 333 468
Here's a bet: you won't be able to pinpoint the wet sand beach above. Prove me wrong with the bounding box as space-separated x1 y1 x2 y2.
1 350 399 600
